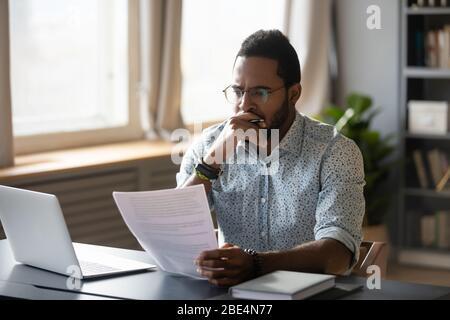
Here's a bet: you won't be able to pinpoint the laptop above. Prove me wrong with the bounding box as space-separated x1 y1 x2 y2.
0 185 156 279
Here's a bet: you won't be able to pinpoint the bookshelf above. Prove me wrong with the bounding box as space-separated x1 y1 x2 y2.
404 67 450 78
399 0 450 269
406 8 450 15
405 132 450 139
404 187 450 198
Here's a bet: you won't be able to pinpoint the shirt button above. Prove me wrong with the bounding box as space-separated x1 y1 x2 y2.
261 231 266 237
261 197 266 204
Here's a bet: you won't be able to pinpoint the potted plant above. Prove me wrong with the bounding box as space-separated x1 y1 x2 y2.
316 93 396 242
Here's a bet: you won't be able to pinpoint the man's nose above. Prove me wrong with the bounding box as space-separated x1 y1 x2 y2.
238 91 255 113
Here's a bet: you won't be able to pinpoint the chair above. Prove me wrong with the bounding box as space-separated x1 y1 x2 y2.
351 241 388 278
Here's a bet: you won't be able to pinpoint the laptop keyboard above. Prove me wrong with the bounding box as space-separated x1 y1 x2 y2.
79 260 121 275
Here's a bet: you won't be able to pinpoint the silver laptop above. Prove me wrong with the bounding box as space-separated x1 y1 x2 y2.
0 185 156 279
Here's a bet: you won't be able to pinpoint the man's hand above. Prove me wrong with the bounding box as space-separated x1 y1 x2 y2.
195 243 255 287
203 112 267 167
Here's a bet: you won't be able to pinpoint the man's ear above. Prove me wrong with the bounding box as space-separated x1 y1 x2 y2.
288 84 302 106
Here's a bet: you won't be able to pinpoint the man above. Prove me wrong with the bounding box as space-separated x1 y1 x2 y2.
176 30 365 287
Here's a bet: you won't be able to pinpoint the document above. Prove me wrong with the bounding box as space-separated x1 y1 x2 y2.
112 185 217 279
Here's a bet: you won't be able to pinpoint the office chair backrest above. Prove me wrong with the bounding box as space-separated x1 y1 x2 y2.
352 241 388 278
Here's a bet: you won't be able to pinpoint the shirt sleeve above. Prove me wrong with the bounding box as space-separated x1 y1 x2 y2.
175 132 217 210
175 137 202 188
314 133 366 273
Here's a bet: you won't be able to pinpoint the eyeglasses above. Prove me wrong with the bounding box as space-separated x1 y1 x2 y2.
222 85 285 105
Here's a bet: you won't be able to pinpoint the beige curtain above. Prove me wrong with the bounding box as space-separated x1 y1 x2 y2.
139 0 184 140
287 0 332 116
0 0 14 168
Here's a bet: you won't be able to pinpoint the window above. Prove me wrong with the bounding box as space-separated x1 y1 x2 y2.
9 0 142 154
180 0 288 125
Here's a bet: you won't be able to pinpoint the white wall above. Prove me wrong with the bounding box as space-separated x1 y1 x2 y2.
336 0 400 138
336 0 401 241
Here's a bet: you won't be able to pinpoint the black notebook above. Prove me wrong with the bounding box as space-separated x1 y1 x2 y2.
229 270 336 300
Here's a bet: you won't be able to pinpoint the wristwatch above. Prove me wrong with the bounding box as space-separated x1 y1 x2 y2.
244 248 263 277
194 157 222 181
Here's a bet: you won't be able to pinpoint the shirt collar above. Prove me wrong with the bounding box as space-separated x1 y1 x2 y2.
235 111 305 162
276 111 305 156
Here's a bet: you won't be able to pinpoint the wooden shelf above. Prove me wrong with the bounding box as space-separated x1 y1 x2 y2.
404 188 450 198
406 7 450 15
405 132 450 140
404 67 450 79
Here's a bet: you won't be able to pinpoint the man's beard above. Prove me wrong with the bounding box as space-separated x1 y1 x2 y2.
254 98 289 156
269 96 290 130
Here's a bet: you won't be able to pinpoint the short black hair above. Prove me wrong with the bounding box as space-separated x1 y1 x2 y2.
236 29 301 87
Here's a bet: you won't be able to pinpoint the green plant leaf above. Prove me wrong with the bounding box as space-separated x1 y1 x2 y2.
347 93 372 115
322 106 345 124
320 105 344 125
360 130 380 146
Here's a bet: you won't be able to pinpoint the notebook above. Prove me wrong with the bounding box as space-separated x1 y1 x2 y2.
229 270 336 300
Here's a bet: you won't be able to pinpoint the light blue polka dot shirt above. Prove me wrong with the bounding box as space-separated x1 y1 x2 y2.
176 111 365 269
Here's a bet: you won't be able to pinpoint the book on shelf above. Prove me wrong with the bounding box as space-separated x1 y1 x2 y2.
436 167 450 191
438 27 450 69
420 211 450 249
412 0 426 6
427 149 445 186
410 0 449 7
424 26 450 69
426 30 438 68
229 270 336 300
420 214 437 247
415 31 426 66
413 149 430 188
412 149 450 190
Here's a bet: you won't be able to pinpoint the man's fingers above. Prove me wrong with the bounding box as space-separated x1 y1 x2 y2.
209 277 240 287
230 118 259 131
233 111 262 121
198 267 240 279
197 258 228 269
196 248 244 269
195 247 253 287
196 248 232 261
196 257 241 269
231 112 267 128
